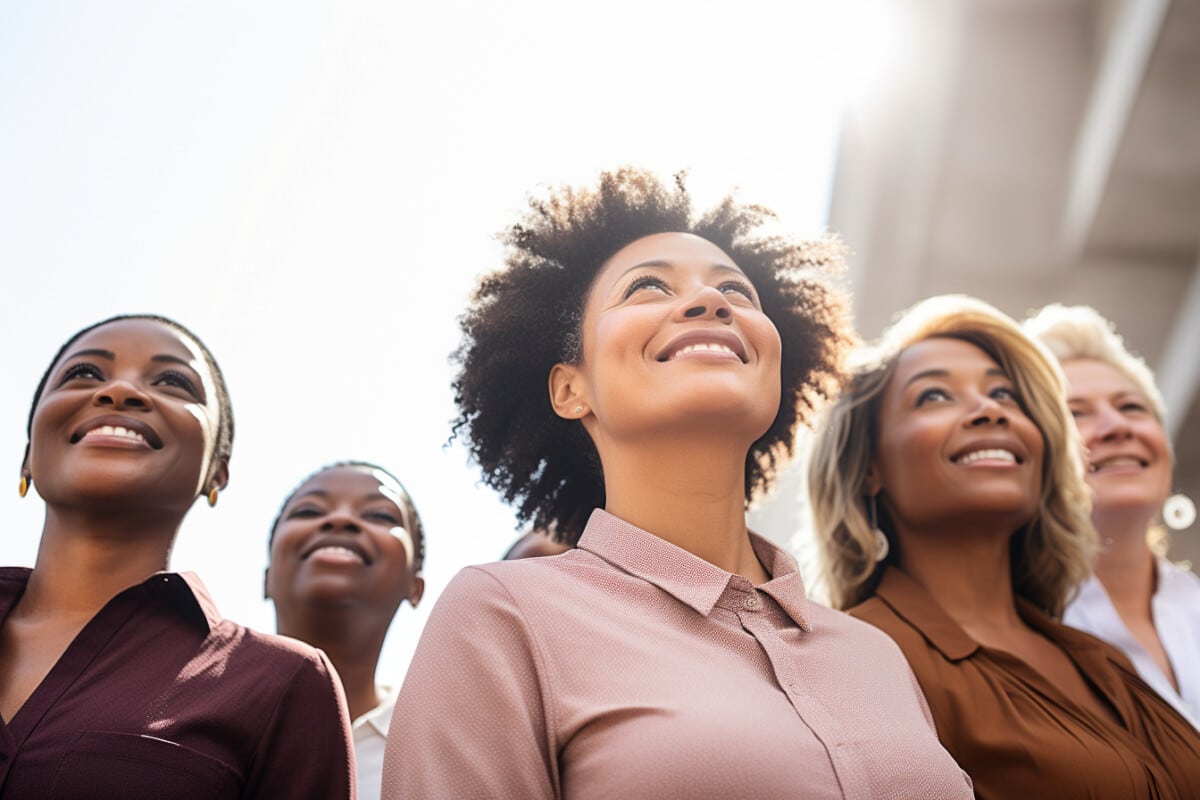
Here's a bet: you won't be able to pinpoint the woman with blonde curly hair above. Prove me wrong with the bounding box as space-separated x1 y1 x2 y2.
809 295 1200 799
382 168 972 799
1026 304 1200 728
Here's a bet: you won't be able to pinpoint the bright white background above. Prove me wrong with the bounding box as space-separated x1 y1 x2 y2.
0 1 896 681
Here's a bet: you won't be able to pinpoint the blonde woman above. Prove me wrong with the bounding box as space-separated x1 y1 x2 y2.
809 295 1200 799
1026 304 1200 728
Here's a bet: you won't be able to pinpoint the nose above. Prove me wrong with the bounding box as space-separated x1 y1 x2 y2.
321 507 362 534
675 285 733 323
92 380 152 411
966 393 1008 427
1089 402 1132 444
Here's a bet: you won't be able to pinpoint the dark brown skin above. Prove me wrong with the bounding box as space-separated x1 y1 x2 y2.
266 466 423 721
548 233 779 584
504 532 573 560
0 320 229 722
871 338 1115 723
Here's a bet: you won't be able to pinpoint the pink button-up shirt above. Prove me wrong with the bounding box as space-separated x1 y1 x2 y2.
382 510 971 799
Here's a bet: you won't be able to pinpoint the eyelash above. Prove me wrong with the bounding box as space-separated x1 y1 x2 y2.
57 363 199 398
915 386 1017 406
622 275 757 302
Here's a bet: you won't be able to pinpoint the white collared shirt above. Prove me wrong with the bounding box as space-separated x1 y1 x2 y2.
1064 557 1200 728
353 685 397 800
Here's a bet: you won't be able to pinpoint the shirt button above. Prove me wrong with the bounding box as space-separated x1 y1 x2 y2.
743 594 761 610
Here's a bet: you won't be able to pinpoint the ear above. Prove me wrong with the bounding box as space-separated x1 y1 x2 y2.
20 444 30 481
548 362 590 420
864 463 882 496
262 566 272 601
407 576 426 609
205 457 231 496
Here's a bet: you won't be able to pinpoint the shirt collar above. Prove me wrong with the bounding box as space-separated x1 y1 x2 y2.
353 685 396 739
576 508 812 630
873 567 980 661
0 567 223 633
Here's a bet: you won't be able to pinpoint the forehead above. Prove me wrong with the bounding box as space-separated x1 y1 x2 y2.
891 336 1001 386
292 467 400 506
593 232 744 286
1061 358 1139 398
59 319 205 369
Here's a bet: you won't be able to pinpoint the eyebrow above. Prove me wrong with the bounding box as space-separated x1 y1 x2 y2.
64 348 115 361
151 353 199 370
903 366 1007 389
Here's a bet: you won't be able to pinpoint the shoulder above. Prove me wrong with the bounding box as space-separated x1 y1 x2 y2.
211 620 340 685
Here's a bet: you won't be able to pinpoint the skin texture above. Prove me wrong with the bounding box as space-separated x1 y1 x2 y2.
1 319 229 722
266 466 424 720
548 232 781 583
1063 357 1177 690
871 337 1115 723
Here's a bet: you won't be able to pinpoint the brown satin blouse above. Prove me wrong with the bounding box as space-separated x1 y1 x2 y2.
850 567 1200 800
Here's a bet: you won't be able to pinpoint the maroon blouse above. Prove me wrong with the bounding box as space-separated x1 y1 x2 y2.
0 568 355 799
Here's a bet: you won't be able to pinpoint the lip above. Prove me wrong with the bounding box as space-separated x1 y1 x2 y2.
655 329 748 363
70 414 163 449
301 538 373 566
950 438 1027 466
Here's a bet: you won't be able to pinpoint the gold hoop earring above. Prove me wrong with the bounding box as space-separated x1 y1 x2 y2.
207 488 219 507
18 475 29 498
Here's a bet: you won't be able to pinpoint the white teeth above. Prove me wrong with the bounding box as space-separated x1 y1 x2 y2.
670 342 737 360
956 449 1017 465
1090 456 1142 472
312 546 362 560
84 425 147 444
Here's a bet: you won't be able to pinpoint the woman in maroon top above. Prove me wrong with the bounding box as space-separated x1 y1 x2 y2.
0 314 354 799
808 295 1200 798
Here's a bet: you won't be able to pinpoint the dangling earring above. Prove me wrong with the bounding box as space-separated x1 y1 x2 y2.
868 494 889 562
18 475 29 498
207 487 219 508
1163 493 1196 531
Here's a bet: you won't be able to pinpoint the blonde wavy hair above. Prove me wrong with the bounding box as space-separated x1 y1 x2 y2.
809 295 1096 616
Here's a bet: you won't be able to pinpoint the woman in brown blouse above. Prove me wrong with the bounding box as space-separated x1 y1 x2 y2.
808 295 1200 799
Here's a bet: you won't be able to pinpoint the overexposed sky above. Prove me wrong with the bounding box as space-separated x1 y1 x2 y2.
0 1 898 679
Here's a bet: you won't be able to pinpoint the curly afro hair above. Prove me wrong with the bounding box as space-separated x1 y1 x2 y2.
453 167 853 544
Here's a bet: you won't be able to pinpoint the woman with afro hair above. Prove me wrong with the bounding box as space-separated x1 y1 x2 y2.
381 168 971 800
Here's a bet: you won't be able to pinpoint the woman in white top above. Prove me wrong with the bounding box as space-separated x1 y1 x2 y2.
1027 304 1200 727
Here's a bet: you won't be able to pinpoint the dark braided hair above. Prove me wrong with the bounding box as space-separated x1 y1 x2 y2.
452 167 853 544
26 314 234 473
268 461 426 573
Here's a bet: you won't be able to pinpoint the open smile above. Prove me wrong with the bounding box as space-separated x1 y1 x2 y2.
950 446 1024 466
655 330 748 363
302 540 372 566
70 415 163 449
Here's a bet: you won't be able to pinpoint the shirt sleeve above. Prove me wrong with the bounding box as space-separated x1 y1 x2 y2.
382 566 556 800
243 648 357 799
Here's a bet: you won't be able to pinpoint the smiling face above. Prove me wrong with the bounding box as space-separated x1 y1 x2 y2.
1062 358 1172 523
872 336 1045 537
25 318 226 513
265 466 423 617
552 232 782 446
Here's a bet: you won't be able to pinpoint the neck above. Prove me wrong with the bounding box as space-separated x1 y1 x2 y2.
276 605 391 721
1091 512 1157 617
596 434 770 584
896 519 1022 633
20 505 180 621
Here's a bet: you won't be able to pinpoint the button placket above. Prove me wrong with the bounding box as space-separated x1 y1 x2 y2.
742 593 761 610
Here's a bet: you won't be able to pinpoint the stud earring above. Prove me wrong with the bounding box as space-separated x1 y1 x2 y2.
18 475 29 498
574 405 584 415
868 494 889 562
1163 493 1196 531
207 488 219 508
